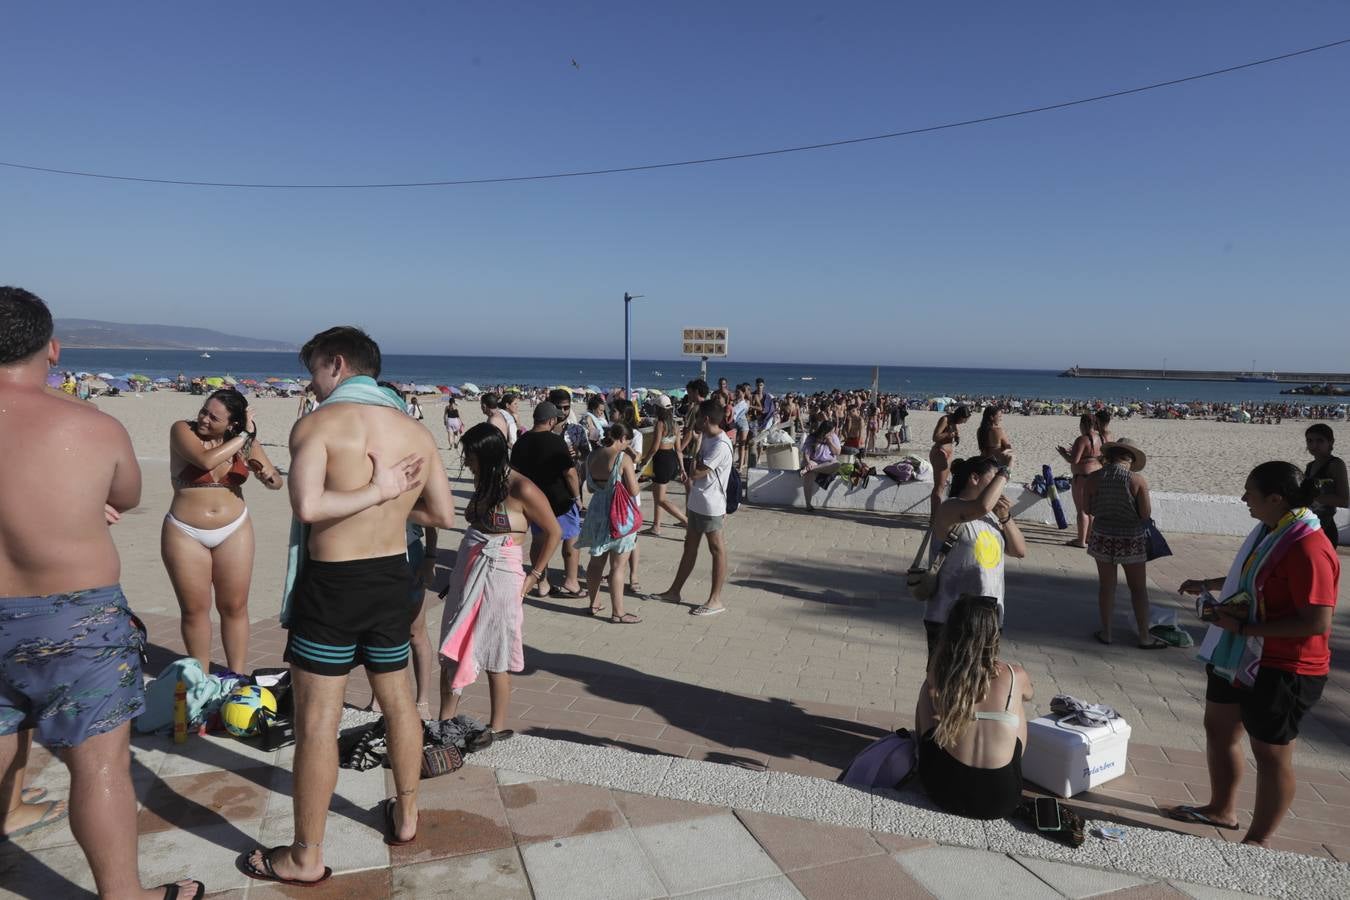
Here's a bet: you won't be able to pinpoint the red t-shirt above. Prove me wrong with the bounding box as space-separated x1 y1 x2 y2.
1259 532 1340 676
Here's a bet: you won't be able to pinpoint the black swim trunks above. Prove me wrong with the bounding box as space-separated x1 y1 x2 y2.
0 585 145 748
284 554 416 676
1205 664 1326 746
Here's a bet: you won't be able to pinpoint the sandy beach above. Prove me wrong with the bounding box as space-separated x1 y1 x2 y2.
95 390 1326 497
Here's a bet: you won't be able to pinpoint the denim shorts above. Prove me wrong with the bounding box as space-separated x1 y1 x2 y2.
0 585 146 748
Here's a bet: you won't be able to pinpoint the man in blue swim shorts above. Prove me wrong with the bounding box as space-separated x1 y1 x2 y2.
0 287 203 898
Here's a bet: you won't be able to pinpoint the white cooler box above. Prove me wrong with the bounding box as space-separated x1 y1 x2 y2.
763 445 801 471
1022 715 1131 798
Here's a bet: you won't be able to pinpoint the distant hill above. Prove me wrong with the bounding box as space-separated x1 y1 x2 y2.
55 319 296 352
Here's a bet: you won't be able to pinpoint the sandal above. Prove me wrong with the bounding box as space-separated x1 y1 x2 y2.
20 787 47 804
382 798 417 847
239 846 333 886
589 604 605 617
610 613 642 624
691 606 726 617
159 882 205 900
1165 805 1240 830
1137 638 1170 650
555 586 587 599
3 799 68 839
467 729 515 752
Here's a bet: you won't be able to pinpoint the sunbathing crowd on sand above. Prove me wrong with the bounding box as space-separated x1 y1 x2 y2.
1 285 1346 897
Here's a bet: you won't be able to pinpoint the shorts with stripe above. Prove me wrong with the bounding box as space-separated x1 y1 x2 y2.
284 554 416 676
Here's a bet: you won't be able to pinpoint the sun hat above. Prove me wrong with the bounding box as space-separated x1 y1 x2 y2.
656 394 672 409
1102 437 1146 472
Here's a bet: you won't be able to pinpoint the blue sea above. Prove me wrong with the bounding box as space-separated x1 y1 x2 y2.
56 349 1311 405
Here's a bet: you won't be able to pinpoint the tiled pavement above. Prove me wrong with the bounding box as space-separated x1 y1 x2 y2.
16 455 1347 896
3 730 1324 899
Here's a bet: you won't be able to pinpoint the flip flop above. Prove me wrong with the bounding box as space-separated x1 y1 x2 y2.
239 847 333 886
3 800 68 839
1092 630 1112 646
554 586 587 599
1065 540 1087 548
382 798 417 847
20 787 47 804
1165 805 1239 830
159 881 205 900
610 613 643 624
691 606 726 617
1137 638 1170 650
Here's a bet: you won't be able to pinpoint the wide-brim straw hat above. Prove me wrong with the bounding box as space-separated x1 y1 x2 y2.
1103 437 1147 472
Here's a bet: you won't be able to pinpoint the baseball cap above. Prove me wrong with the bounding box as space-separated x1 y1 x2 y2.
533 401 561 424
656 394 672 408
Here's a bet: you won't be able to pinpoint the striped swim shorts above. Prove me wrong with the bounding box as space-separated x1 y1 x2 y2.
284 554 415 676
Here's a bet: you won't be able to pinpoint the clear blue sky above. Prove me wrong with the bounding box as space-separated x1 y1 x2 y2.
3 2 1347 369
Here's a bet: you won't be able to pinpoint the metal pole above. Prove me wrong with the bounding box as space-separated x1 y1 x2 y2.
624 292 632 399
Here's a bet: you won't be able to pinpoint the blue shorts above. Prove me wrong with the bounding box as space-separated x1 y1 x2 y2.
531 504 581 542
0 585 146 748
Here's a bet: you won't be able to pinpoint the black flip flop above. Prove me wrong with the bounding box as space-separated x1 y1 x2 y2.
382 798 417 847
1166 805 1240 830
160 881 205 900
555 586 587 599
239 846 333 887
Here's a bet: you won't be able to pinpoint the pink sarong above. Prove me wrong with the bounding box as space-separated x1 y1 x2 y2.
439 528 525 691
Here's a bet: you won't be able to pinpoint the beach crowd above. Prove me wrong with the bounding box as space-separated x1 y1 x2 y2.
1 285 1346 897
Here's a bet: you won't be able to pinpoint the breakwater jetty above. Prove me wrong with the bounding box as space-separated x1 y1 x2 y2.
1060 367 1350 385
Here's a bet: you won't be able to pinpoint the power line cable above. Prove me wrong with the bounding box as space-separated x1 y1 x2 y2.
2 37 1346 190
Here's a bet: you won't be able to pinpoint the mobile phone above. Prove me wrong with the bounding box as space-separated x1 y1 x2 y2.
1035 797 1063 832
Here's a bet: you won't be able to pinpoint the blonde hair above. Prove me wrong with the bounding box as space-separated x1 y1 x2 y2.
929 595 1003 749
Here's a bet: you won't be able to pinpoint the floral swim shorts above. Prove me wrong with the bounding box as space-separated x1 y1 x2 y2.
0 585 146 748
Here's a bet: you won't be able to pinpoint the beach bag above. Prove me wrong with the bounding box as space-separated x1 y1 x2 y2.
839 728 918 790
725 466 742 514
905 526 961 602
609 456 643 539
1144 519 1172 561
884 462 915 484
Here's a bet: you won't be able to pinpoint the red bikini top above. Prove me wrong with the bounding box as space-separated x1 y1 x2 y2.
177 454 249 488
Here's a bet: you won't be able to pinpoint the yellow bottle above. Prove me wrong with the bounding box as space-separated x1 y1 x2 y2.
173 680 187 744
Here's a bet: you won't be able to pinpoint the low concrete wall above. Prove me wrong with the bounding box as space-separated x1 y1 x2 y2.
746 468 1349 539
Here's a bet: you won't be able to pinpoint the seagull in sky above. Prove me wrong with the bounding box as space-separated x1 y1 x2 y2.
571 58 580 70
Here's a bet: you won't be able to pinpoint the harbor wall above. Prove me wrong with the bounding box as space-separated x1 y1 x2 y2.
1060 368 1350 385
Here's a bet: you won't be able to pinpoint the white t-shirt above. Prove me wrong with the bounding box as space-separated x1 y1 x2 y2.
630 429 644 458
688 432 734 517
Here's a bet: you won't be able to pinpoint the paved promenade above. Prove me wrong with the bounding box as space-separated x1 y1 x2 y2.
4 457 1348 896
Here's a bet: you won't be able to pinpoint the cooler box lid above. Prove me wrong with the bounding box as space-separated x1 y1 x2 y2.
1027 715 1131 750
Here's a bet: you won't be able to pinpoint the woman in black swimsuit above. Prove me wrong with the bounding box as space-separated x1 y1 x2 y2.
1304 424 1347 547
639 397 687 535
916 594 1034 819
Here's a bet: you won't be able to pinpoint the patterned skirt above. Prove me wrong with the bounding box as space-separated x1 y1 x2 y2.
1087 528 1148 565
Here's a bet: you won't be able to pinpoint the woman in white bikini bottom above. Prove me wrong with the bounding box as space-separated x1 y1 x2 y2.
164 508 250 550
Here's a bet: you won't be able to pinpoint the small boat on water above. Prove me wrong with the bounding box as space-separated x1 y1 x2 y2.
653 371 662 376
200 352 211 359
1236 371 1277 383
800 376 814 381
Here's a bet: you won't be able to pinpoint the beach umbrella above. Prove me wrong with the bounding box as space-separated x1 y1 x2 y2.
203 376 225 387
265 376 282 383
585 384 601 394
97 372 116 380
460 382 479 394
107 378 132 392
240 378 258 385
86 377 109 391
154 377 172 384
667 388 687 399
46 374 64 387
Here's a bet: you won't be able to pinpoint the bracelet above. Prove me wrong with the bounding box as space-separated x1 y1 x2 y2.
527 569 545 581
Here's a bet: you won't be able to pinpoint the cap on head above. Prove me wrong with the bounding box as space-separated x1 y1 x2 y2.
533 401 560 424
656 394 672 409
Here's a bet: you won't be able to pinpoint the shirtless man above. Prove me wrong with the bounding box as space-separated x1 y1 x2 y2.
481 392 514 447
244 327 455 886
842 399 865 458
0 288 202 900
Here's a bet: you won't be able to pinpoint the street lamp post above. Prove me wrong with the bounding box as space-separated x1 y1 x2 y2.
624 292 644 400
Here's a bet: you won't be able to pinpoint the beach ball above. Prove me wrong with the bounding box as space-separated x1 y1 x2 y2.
220 685 277 738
